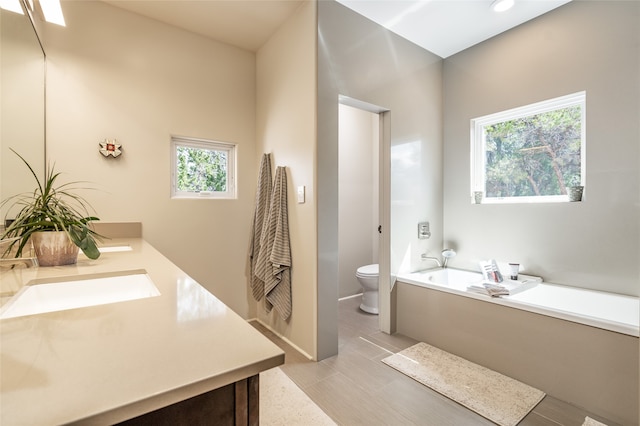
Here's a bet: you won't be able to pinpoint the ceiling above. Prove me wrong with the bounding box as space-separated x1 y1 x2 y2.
101 0 305 52
101 0 571 57
338 0 571 58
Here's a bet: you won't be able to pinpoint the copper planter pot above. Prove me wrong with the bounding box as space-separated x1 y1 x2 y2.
32 231 79 266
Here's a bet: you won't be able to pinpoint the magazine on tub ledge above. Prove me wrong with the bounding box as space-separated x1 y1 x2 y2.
467 260 542 297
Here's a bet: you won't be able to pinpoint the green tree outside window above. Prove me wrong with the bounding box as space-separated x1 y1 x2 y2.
484 105 582 198
176 146 227 192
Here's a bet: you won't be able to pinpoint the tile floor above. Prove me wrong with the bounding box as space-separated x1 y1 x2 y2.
252 296 618 426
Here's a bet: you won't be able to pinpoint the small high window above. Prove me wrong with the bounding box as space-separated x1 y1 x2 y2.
471 91 586 203
171 136 236 199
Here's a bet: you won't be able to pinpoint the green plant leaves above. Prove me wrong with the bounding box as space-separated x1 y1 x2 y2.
68 223 101 260
1 149 103 260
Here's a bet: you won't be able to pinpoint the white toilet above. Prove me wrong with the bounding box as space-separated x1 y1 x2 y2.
356 264 379 314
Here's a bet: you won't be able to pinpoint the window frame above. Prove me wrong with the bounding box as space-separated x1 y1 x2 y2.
470 91 586 204
170 135 237 200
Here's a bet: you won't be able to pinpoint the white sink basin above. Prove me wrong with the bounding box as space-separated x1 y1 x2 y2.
0 270 160 319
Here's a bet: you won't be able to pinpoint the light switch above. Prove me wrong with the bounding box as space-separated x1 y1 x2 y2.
297 186 305 204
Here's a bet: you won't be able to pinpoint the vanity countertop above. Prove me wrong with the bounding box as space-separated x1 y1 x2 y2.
0 238 284 425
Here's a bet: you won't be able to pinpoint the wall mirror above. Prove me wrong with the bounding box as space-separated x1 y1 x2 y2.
0 1 46 222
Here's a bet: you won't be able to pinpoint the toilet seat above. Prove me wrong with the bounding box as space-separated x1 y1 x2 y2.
356 264 379 277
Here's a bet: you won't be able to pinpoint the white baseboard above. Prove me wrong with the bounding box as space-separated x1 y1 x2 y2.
247 318 315 361
338 293 362 301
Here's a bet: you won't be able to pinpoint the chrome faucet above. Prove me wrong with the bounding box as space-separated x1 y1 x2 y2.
421 248 457 268
441 248 456 268
421 254 442 267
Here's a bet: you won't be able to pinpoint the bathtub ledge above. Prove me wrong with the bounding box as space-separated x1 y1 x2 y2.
396 271 639 337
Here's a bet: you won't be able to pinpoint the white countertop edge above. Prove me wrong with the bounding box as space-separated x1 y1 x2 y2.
396 275 639 338
74 355 285 425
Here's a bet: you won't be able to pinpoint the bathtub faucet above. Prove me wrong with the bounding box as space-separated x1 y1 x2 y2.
421 249 456 268
421 254 442 267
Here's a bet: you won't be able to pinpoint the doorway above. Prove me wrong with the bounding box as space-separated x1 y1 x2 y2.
337 96 391 334
338 103 379 301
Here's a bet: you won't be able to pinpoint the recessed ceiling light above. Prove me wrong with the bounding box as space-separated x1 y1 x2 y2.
492 0 515 12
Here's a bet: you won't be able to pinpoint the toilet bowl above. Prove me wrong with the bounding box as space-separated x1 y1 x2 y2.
356 264 379 314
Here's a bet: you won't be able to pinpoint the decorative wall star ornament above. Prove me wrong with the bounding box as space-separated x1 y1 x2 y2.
99 139 122 158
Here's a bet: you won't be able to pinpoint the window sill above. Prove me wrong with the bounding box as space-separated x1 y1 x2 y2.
474 196 582 205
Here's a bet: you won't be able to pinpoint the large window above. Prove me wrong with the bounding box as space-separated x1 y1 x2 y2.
171 136 236 199
471 92 585 203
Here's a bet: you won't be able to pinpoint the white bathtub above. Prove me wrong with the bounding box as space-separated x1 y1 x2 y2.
397 268 639 337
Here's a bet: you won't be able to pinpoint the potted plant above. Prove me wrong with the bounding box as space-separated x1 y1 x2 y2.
1 149 102 266
567 175 584 202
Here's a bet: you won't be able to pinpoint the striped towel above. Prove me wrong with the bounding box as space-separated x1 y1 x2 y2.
255 166 292 320
249 153 272 301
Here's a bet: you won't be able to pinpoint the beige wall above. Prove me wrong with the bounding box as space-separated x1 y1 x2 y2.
443 1 640 295
255 1 317 359
40 1 258 317
338 104 378 298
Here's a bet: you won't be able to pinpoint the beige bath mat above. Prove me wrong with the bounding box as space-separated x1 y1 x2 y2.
382 342 545 426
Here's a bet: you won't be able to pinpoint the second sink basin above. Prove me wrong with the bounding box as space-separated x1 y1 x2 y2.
0 270 160 319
